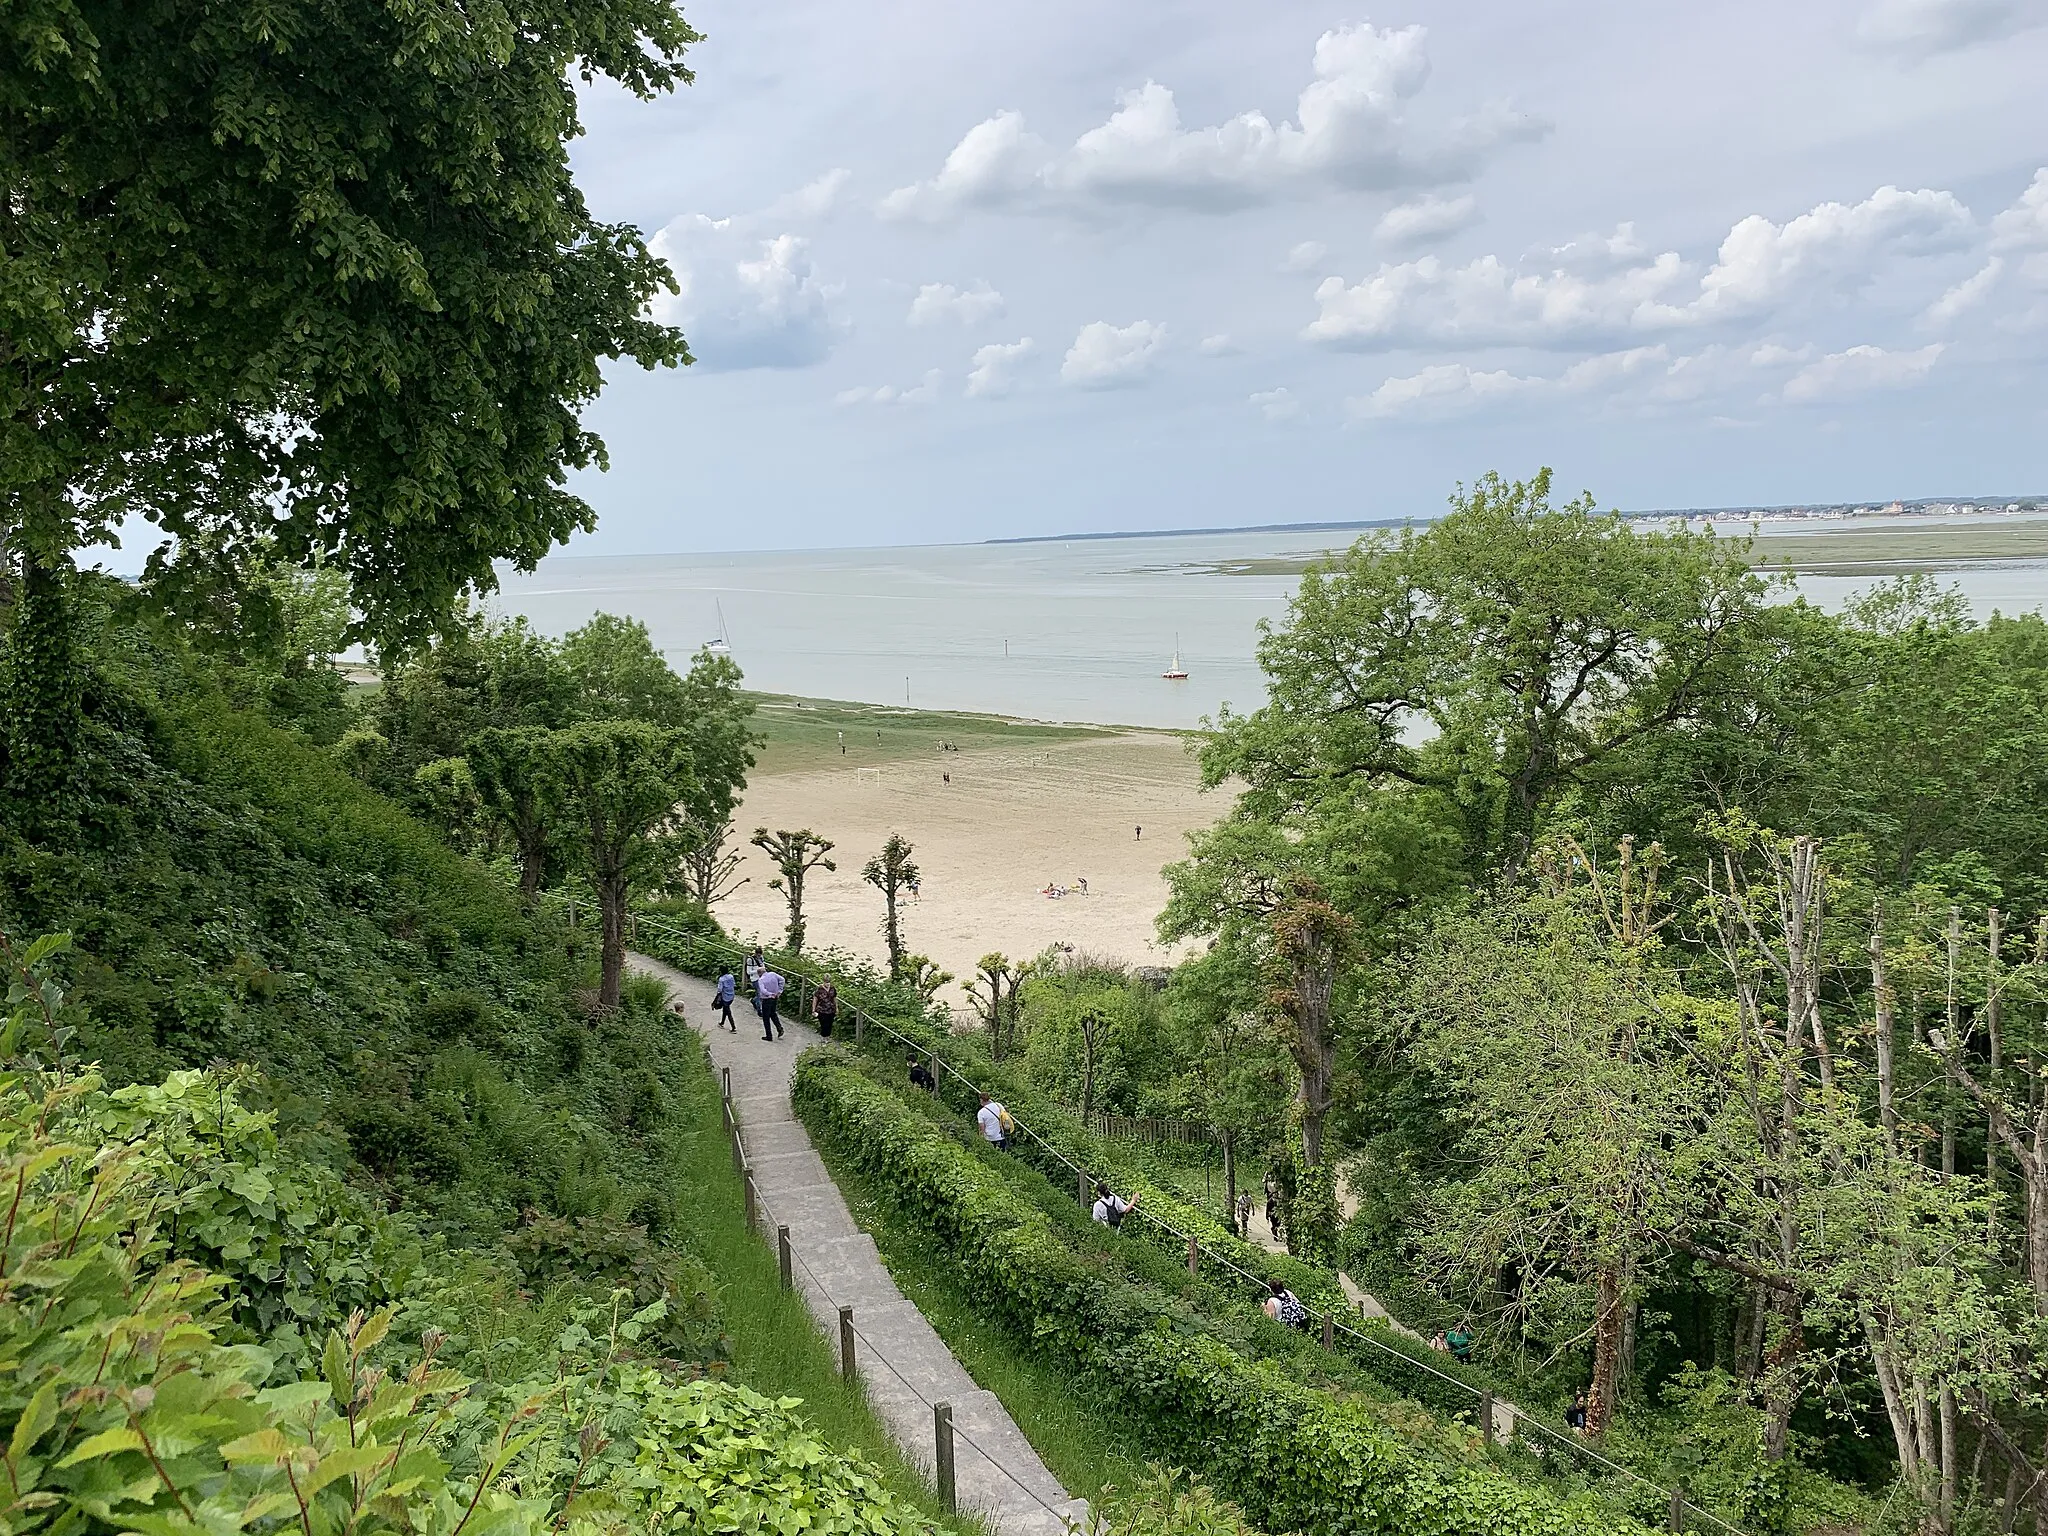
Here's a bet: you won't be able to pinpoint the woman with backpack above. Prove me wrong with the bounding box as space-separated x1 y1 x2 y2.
1262 1279 1310 1331
1091 1182 1140 1230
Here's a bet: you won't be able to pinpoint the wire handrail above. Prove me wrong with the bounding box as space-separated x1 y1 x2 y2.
634 917 1744 1536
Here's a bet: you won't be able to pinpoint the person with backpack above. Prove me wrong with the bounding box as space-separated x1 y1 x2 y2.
975 1092 1011 1151
1446 1322 1474 1364
909 1057 935 1092
757 967 786 1040
744 947 766 998
711 968 738 1032
813 980 839 1037
1262 1279 1310 1331
1091 1182 1140 1230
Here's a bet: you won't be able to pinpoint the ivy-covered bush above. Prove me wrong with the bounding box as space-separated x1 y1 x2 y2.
793 1050 1642 1536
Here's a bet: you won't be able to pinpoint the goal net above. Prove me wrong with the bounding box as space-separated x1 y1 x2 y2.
855 767 884 786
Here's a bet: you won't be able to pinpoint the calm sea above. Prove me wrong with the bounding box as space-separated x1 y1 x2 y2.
492 517 2048 730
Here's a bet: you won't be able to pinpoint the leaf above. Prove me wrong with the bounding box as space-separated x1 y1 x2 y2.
221 1428 295 1465
57 1426 145 1467
10 1380 59 1466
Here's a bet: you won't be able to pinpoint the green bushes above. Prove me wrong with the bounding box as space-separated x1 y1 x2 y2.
794 1050 1640 1536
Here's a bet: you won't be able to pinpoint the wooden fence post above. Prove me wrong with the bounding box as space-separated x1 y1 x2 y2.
1080 1171 1092 1210
934 1403 956 1513
1187 1236 1200 1277
743 1171 758 1232
1667 1488 1686 1533
838 1307 856 1382
1479 1391 1495 1447
855 1010 866 1045
1321 1313 1334 1350
721 1066 731 1101
778 1226 792 1289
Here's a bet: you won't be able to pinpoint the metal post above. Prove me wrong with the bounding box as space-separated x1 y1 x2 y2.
1479 1391 1495 1448
1667 1488 1686 1533
1187 1236 1199 1276
778 1226 793 1289
934 1402 956 1513
743 1171 758 1232
838 1307 856 1382
1321 1313 1334 1350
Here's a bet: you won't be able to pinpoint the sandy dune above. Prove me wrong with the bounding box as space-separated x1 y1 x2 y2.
715 731 1222 1000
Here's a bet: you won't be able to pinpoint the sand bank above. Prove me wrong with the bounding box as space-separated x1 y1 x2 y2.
715 729 1221 997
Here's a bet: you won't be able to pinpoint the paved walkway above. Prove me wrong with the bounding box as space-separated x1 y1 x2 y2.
628 952 1087 1536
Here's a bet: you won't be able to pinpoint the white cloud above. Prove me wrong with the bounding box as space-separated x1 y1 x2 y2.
1992 169 2048 251
965 339 1035 398
1855 0 2036 55
835 369 943 407
763 169 852 222
1198 334 1242 356
1307 184 1977 350
908 281 1006 327
1923 258 2004 324
1249 387 1301 421
1375 194 1478 249
1282 241 1330 272
1061 321 1167 388
1557 345 1673 392
1348 363 1542 419
1545 224 1650 272
651 220 844 370
1782 343 1945 402
880 23 1545 220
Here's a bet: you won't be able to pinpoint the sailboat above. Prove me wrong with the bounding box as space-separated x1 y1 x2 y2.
1162 636 1188 680
703 600 733 656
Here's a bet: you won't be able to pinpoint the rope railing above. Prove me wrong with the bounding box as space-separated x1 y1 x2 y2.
634 916 1744 1536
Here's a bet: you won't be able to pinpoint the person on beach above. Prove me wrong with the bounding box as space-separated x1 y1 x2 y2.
756 967 786 1040
976 1092 1011 1151
1134 825 1142 841
813 979 838 1037
1092 1182 1140 1230
711 967 738 1032
1263 1279 1310 1330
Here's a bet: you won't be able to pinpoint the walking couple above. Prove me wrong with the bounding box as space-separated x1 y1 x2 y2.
713 947 786 1041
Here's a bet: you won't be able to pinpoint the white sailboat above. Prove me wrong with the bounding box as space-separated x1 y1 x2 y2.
704 600 733 656
1162 635 1188 680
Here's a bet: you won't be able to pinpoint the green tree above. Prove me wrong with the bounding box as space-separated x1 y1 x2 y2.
469 727 566 897
966 953 1027 1061
3 0 696 796
563 613 694 725
1201 469 1771 877
554 722 695 1007
751 827 835 952
862 834 919 979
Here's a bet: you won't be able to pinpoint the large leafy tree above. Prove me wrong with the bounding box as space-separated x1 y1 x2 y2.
469 727 564 898
3 0 695 793
1202 469 1772 878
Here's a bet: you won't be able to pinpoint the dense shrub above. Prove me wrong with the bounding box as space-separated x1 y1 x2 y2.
794 1050 1641 1536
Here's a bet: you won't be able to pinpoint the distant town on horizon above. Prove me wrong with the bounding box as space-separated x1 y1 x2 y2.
990 495 2048 546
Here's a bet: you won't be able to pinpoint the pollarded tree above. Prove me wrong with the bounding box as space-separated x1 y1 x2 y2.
2 0 696 798
967 954 1027 1060
862 835 919 980
553 722 696 1008
752 828 835 952
469 727 565 898
673 816 749 907
1268 876 1351 1172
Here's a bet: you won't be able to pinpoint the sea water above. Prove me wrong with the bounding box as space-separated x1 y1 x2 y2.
491 519 2048 730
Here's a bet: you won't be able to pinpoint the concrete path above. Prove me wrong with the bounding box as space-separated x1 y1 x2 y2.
629 952 1088 1536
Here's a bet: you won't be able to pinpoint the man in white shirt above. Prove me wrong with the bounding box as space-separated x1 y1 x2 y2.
1091 1182 1140 1230
757 968 785 1040
975 1093 1007 1150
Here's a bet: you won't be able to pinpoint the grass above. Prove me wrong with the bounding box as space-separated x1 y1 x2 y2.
816 1131 1158 1505
746 692 1114 776
664 1028 990 1533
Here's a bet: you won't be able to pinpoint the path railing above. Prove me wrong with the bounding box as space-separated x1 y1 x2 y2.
634 914 1743 1536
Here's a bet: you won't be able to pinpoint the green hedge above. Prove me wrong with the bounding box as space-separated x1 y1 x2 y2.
793 1050 1643 1536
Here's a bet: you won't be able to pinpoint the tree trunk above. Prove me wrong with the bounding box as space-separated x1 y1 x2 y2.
597 868 628 1009
1223 1131 1238 1236
518 825 546 897
883 885 902 978
1 545 83 809
1762 1290 1804 1460
1587 1261 1627 1437
1079 1017 1098 1124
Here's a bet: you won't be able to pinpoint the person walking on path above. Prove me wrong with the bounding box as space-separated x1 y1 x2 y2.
744 946 766 998
976 1092 1011 1152
813 979 839 1037
1091 1182 1140 1230
711 967 739 1032
1263 1279 1310 1331
757 967 786 1040
909 1056 935 1092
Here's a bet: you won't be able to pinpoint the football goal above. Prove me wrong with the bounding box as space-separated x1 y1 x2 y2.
855 767 884 787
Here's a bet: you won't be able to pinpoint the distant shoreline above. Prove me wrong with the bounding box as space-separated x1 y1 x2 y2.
989 496 2048 547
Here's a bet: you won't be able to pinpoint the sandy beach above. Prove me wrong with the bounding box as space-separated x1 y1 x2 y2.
715 729 1221 998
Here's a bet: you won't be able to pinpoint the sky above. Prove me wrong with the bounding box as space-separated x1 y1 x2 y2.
560 0 2048 554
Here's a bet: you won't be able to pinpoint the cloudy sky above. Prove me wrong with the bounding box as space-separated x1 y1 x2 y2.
564 0 2048 553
